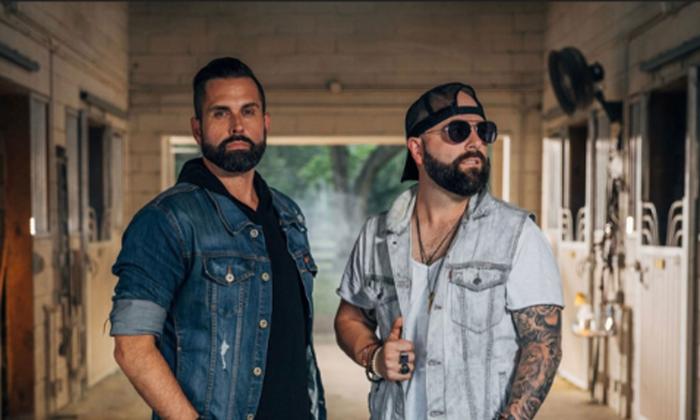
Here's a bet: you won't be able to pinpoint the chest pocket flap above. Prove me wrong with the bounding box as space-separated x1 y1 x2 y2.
449 265 507 332
450 266 506 291
202 255 256 286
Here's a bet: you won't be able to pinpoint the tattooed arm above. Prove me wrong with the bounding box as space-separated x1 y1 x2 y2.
499 304 562 420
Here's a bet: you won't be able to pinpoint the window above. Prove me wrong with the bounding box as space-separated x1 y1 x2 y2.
87 122 115 242
640 79 686 247
164 137 200 188
562 124 588 242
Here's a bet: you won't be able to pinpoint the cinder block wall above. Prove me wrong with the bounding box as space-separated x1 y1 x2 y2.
128 1 547 220
0 2 128 416
543 2 700 119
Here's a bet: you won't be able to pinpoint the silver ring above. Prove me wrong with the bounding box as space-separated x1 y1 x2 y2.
399 352 409 374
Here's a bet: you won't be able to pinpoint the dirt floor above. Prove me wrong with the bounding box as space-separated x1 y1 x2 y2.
55 335 620 420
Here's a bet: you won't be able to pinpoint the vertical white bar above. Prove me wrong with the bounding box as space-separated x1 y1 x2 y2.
563 136 571 215
541 138 550 230
111 132 124 229
637 96 648 236
79 111 90 240
542 137 563 232
30 95 49 235
66 110 80 234
502 135 510 202
161 135 173 191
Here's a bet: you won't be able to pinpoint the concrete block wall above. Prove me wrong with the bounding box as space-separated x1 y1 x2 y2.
0 2 128 416
543 2 700 118
128 1 548 220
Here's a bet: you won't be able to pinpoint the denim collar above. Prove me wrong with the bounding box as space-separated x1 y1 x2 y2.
271 191 306 227
177 158 271 215
177 158 302 235
384 186 496 235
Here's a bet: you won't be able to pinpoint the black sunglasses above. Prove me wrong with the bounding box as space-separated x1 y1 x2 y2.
425 120 498 144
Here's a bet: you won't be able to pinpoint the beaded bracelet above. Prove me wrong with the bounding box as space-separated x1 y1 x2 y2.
365 344 383 383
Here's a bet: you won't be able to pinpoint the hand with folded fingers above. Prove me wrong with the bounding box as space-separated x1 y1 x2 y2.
376 317 415 381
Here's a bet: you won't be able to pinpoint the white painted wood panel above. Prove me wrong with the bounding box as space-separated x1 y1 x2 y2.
638 249 682 420
558 241 591 389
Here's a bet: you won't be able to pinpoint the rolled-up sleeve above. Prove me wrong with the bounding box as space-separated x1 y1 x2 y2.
110 205 187 337
506 218 564 311
110 299 168 336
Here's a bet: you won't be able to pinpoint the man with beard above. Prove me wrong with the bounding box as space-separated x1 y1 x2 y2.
334 83 563 420
109 57 325 420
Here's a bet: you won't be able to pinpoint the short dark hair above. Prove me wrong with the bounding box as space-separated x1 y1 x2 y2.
192 57 266 119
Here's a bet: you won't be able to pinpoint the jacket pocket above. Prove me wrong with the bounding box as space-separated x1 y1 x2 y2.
202 255 255 286
449 265 507 333
201 254 256 317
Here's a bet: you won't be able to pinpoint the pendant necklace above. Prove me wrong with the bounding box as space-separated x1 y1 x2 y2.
414 206 464 312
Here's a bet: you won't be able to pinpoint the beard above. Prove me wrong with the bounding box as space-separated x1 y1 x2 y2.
422 146 490 197
200 130 267 173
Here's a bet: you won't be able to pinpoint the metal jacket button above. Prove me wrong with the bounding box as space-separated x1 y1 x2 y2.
250 229 259 238
473 277 482 285
225 266 234 283
253 367 262 376
259 319 268 329
261 272 270 282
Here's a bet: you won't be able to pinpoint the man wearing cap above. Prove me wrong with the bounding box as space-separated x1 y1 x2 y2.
334 83 563 419
109 57 325 420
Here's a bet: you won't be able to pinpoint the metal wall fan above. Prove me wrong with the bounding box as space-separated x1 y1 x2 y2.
548 47 622 122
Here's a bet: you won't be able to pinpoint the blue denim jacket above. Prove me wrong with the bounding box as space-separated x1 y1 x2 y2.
110 182 326 420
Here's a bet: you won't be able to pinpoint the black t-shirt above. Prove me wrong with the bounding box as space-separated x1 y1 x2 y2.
178 159 310 420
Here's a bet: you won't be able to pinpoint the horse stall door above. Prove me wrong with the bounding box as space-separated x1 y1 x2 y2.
689 67 700 420
683 66 699 420
634 76 689 420
0 118 5 420
0 91 34 418
556 121 593 389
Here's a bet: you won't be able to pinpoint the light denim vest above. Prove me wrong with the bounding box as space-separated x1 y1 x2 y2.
351 187 531 420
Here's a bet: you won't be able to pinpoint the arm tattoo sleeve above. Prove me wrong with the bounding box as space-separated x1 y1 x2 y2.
499 304 562 420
